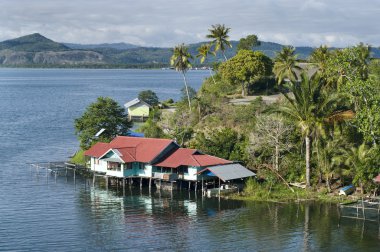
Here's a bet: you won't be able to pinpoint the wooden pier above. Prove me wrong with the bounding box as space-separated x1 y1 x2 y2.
28 161 209 195
339 198 380 222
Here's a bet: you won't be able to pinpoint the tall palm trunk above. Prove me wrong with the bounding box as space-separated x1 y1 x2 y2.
209 68 217 85
182 72 192 111
222 50 228 61
305 135 311 187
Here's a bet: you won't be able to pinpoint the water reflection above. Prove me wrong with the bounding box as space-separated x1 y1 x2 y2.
70 179 380 251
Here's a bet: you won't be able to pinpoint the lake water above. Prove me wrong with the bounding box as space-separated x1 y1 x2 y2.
0 68 379 251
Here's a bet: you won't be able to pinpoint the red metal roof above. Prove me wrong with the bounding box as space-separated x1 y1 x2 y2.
84 142 110 157
84 136 175 163
154 148 232 168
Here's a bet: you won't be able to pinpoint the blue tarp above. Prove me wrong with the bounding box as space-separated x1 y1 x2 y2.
127 131 145 137
206 171 216 177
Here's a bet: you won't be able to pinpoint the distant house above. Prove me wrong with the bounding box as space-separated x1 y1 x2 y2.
84 136 255 190
124 98 151 121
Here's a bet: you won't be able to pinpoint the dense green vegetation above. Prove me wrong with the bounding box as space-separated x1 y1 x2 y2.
138 24 380 198
74 97 132 150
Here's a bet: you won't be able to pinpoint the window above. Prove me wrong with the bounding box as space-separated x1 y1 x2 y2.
179 165 188 174
107 162 121 171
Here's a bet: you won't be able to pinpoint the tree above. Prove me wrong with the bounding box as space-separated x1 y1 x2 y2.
310 45 331 78
344 144 379 193
170 43 193 111
251 114 293 171
138 108 167 138
219 50 273 96
75 97 132 150
206 24 232 61
196 43 217 84
194 127 249 163
237 34 260 51
274 73 348 187
346 78 380 145
273 46 301 85
138 90 159 106
181 86 196 102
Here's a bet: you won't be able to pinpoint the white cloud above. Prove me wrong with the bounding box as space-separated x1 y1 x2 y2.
0 0 379 47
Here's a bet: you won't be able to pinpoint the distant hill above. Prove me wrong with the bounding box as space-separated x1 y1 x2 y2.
64 42 138 50
0 33 379 67
0 33 70 52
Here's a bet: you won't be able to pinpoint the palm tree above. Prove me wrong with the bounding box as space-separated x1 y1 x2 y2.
273 46 302 85
274 72 347 187
196 43 216 84
206 24 232 61
344 144 372 193
170 44 193 111
310 45 330 78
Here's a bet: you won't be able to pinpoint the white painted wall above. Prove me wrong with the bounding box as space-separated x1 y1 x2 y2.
90 157 108 173
184 166 199 181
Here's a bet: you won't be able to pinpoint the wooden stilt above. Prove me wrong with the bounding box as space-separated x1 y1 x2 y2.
140 177 143 189
149 177 152 191
188 181 191 190
73 169 76 184
123 178 125 196
218 178 221 200
202 177 204 196
106 176 109 191
195 181 197 192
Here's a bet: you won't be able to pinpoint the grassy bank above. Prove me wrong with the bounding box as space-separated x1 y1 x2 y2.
232 179 355 204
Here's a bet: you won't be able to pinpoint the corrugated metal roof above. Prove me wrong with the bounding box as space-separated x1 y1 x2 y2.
154 148 232 168
84 136 175 163
199 163 256 182
124 98 152 109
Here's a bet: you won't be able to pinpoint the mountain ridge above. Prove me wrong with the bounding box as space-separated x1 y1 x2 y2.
0 33 378 67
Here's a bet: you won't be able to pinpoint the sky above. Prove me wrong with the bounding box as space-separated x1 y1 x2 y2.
1 0 379 47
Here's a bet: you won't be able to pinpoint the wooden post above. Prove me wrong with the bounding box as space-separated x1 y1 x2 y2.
195 181 197 192
73 169 76 184
218 178 221 199
188 181 191 190
149 177 152 191
140 177 143 189
202 177 204 196
123 178 125 196
362 198 366 220
106 176 109 191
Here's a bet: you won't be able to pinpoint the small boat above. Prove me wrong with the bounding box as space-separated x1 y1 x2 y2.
339 184 355 196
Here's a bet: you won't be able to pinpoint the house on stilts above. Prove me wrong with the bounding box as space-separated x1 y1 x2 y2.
84 136 255 192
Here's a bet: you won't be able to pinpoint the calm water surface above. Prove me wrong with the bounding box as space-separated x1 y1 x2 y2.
0 68 379 251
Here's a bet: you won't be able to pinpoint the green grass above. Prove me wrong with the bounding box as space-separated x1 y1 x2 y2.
232 178 350 204
70 149 86 166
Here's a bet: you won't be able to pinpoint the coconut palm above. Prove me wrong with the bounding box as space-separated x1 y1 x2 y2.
274 72 347 187
196 43 216 84
310 45 330 77
170 44 193 111
206 24 232 61
273 46 302 85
